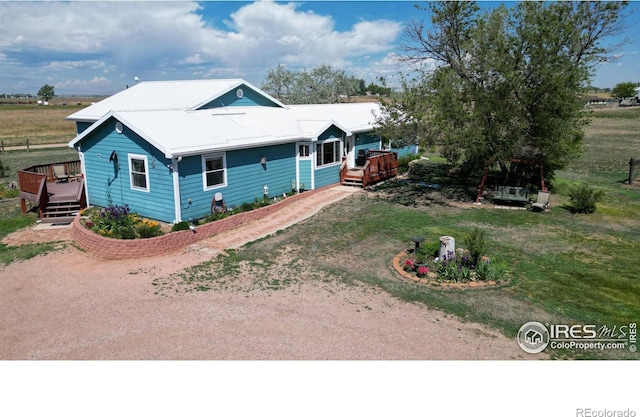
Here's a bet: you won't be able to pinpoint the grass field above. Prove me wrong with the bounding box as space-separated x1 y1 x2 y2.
0 104 638 359
161 107 639 359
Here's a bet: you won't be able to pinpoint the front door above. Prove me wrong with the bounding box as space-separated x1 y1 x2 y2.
345 135 356 168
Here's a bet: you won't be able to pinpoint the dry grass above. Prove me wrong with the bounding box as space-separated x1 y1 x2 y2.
0 106 79 145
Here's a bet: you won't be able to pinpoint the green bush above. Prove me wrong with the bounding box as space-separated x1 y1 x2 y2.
397 154 420 175
171 221 190 232
568 183 604 213
464 228 486 265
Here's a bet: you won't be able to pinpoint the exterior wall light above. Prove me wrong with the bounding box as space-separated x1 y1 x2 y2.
263 184 269 196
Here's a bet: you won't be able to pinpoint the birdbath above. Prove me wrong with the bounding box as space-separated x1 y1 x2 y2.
410 236 425 254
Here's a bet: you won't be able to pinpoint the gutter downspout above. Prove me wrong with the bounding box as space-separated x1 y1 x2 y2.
172 157 182 223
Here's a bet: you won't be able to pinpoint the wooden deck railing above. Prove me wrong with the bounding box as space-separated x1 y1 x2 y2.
361 150 398 187
340 150 398 187
18 160 82 217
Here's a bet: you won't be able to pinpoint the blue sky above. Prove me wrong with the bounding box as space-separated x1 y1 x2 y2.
0 0 638 96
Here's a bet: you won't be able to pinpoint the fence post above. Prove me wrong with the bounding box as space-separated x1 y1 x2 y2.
1 140 4 154
630 158 636 185
26 138 29 152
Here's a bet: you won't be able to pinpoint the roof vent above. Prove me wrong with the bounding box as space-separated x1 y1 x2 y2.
236 88 244 99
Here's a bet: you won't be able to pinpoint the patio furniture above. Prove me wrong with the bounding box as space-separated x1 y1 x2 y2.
53 164 69 182
530 191 551 212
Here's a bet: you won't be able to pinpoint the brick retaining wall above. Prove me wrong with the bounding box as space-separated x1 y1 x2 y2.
72 186 332 260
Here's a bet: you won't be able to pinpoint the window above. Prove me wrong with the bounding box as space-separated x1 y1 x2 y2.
128 154 149 192
299 144 310 157
315 140 341 167
202 153 226 190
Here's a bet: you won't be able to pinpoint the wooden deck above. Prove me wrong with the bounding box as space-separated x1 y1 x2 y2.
18 160 86 223
340 150 399 188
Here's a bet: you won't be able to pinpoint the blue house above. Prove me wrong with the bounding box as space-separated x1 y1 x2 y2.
67 79 390 223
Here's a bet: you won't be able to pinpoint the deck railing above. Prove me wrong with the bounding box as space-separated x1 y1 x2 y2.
18 160 82 217
340 150 398 187
361 150 398 187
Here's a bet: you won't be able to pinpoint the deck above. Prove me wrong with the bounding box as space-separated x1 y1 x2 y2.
340 150 399 187
18 160 86 223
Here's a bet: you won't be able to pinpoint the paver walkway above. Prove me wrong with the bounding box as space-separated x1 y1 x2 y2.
192 185 362 252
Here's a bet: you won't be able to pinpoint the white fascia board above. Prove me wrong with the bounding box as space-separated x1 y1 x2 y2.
188 79 288 111
67 111 172 158
169 135 308 159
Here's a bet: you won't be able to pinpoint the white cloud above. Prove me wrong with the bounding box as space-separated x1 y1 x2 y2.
0 0 403 92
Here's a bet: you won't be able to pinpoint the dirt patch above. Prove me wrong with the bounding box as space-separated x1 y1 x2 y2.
0 186 544 359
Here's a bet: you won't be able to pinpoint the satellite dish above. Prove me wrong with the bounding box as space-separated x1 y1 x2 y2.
134 76 140 82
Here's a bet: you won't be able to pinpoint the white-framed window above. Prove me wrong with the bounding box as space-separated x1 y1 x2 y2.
128 154 150 192
202 153 227 190
298 144 310 158
315 140 341 167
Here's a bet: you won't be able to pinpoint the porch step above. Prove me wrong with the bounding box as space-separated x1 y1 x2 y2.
44 201 81 220
342 177 364 187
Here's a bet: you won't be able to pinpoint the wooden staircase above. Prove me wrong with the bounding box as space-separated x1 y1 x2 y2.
42 201 82 224
342 168 364 187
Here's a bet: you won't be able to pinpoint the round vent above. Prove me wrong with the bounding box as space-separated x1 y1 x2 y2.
236 88 244 99
115 121 123 134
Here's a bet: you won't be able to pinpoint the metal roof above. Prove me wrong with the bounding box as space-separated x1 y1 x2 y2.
67 79 381 158
66 79 285 122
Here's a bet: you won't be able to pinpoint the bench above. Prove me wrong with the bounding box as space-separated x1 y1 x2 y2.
492 186 531 204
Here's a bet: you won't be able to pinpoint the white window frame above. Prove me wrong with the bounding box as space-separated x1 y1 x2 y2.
202 153 227 191
298 143 311 159
315 139 341 168
128 154 150 192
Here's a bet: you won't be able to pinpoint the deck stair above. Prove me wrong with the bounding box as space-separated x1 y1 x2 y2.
42 201 82 224
343 168 364 187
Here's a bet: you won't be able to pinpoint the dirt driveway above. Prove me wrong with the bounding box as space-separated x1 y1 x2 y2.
0 186 539 359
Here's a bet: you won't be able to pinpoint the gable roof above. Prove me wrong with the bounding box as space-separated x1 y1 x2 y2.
67 79 381 158
66 79 286 122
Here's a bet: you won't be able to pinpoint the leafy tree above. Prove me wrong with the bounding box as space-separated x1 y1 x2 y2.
377 1 628 182
37 84 55 101
262 64 361 104
611 81 638 99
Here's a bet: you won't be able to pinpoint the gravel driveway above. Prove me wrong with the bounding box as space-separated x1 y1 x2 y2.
0 186 540 359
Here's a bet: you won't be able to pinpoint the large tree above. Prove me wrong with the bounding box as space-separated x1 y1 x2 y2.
378 1 628 182
611 81 638 99
261 64 361 104
37 84 55 102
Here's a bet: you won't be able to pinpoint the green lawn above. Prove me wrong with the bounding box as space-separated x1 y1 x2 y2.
161 107 639 359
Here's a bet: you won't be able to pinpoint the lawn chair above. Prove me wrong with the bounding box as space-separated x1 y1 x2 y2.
211 192 226 213
53 164 69 182
530 191 550 212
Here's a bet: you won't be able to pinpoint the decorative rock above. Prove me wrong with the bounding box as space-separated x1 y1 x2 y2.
439 236 455 260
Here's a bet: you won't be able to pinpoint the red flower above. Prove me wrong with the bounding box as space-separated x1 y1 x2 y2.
417 266 429 276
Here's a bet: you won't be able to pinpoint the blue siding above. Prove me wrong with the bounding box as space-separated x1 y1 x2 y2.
314 126 346 189
298 159 311 190
390 144 418 158
197 84 280 109
78 118 175 222
179 143 297 221
76 121 92 135
354 132 382 155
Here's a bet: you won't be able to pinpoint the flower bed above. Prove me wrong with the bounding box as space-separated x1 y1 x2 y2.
71 185 330 260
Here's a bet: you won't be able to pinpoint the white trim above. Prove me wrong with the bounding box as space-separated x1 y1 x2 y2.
314 138 342 169
128 153 150 192
201 152 227 191
78 151 90 205
172 158 182 223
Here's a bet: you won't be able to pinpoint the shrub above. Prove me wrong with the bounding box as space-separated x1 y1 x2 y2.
171 221 190 232
568 183 604 214
136 219 163 238
464 228 486 265
397 154 420 175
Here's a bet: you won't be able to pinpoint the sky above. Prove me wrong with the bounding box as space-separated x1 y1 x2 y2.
0 0 638 97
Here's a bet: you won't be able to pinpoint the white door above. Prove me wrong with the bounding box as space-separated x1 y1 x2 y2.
345 135 356 168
